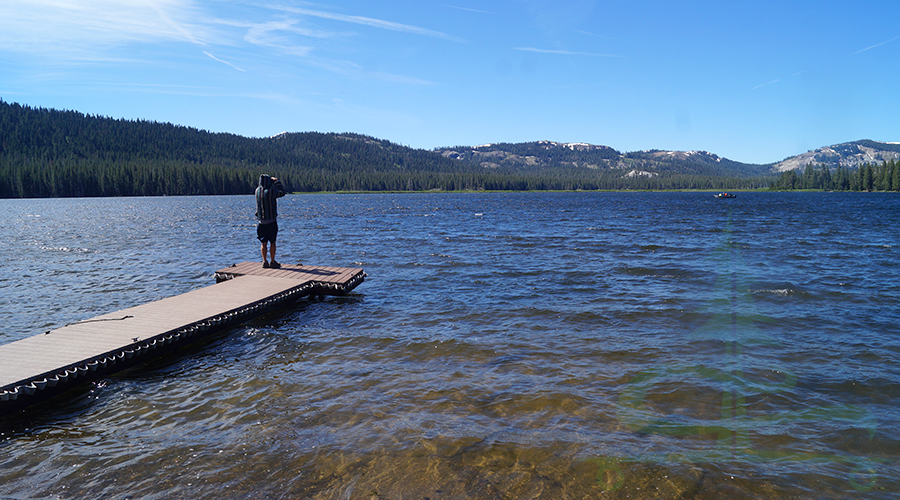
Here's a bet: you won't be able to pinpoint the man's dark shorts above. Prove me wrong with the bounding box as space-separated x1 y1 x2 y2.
257 221 278 243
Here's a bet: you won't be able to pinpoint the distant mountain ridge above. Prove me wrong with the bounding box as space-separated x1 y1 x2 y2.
1 98 896 197
438 141 619 170
436 141 772 178
773 140 900 172
439 139 900 176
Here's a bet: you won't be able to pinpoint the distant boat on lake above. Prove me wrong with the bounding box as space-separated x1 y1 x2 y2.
714 192 736 199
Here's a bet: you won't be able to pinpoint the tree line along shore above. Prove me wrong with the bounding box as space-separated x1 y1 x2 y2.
3 99 898 198
770 160 900 192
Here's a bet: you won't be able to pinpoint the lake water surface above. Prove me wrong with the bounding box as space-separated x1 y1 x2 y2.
1 192 898 499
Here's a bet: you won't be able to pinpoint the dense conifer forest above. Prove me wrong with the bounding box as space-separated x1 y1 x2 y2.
769 160 900 191
0 99 792 198
0 100 489 197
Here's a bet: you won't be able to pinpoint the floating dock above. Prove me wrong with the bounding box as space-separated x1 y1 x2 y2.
0 262 365 415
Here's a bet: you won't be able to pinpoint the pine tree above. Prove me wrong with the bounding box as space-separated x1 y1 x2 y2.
862 163 874 191
892 159 900 192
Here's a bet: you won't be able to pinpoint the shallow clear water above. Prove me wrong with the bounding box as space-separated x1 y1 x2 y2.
1 192 899 499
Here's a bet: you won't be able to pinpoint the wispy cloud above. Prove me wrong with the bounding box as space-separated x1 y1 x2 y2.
203 51 245 72
0 0 214 55
368 72 434 86
753 70 804 90
228 19 317 56
151 2 205 45
96 82 219 90
0 0 453 90
575 29 614 40
752 78 780 90
91 81 336 102
854 35 899 55
270 5 465 43
514 47 622 58
441 4 494 15
299 57 434 86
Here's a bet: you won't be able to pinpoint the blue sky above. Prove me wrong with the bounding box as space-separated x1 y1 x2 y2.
1 0 898 164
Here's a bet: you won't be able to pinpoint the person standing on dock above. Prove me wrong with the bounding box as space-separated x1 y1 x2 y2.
255 174 286 268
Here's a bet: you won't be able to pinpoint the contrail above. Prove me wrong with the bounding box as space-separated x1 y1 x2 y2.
203 51 245 72
854 35 899 54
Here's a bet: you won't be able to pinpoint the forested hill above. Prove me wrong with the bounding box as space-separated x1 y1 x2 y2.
0 100 483 197
1 99 774 198
437 142 773 177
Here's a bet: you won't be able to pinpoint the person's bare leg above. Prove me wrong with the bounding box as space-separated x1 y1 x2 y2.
269 241 278 266
261 242 268 264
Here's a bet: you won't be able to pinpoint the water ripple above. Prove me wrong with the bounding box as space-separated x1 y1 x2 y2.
1 193 899 499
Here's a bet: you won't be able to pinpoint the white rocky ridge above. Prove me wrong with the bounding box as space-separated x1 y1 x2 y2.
535 140 611 151
773 141 900 172
625 170 657 178
441 138 897 175
648 150 722 162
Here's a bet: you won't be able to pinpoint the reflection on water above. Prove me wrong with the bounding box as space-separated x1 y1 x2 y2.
1 192 898 499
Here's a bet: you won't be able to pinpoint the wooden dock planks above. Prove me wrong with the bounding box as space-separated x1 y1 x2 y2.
1 262 365 413
214 262 366 293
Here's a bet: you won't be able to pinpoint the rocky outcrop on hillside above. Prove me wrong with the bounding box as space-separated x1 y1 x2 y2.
774 140 900 172
437 142 770 177
438 141 620 170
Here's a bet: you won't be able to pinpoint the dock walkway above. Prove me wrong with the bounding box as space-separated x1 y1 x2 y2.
0 262 365 414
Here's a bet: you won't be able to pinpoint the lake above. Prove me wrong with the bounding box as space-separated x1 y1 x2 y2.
1 192 898 499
